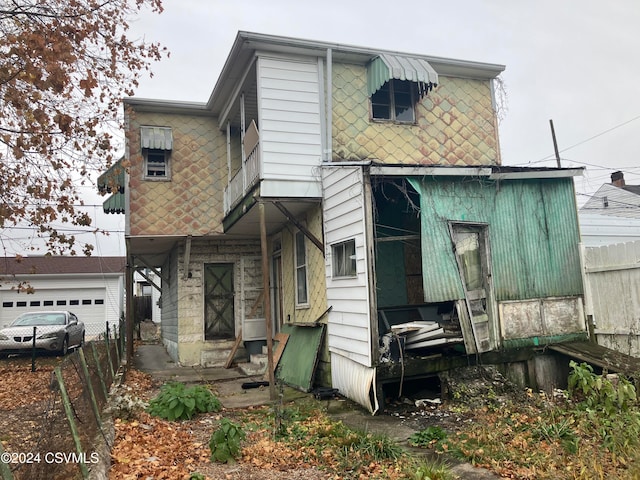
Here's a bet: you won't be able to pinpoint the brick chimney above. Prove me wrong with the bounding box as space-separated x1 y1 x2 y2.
611 170 626 187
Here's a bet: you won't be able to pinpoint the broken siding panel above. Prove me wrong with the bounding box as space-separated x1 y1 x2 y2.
323 166 372 367
258 56 322 182
411 177 583 303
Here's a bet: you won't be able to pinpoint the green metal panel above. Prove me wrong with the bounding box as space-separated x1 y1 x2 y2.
102 193 125 214
276 324 325 392
408 177 583 303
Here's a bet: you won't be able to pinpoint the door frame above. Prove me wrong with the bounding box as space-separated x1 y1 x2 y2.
448 221 499 352
203 262 236 340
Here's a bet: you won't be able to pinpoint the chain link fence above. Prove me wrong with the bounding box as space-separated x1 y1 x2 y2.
0 320 124 480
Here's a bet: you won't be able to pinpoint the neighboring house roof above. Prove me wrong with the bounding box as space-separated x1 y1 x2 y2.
580 172 640 219
0 257 125 276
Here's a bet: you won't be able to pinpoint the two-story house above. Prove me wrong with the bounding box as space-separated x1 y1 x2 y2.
104 32 589 413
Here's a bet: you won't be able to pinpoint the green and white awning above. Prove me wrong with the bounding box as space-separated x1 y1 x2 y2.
367 54 438 97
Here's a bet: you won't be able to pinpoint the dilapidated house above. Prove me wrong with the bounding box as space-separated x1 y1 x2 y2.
102 32 602 413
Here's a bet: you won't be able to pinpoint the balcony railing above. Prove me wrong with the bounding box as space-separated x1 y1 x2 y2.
224 139 260 214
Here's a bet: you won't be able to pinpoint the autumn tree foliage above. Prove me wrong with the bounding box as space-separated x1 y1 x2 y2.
0 0 166 255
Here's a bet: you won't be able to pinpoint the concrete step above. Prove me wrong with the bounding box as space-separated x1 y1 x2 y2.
237 361 266 376
201 345 247 368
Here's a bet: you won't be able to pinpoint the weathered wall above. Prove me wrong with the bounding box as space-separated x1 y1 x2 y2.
332 64 500 165
125 109 226 237
279 204 328 325
410 177 583 303
172 238 262 366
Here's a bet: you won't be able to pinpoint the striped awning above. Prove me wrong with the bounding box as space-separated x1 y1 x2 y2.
97 157 125 194
140 126 173 150
367 54 438 97
103 193 125 214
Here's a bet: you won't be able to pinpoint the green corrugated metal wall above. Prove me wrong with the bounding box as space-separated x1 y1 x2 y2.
407 177 583 303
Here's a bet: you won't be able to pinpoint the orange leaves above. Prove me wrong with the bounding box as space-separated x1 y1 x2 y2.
111 412 210 480
0 0 168 255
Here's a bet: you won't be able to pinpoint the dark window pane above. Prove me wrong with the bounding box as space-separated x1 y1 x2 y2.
30 301 40 307
95 299 104 305
82 299 92 305
70 300 79 306
371 84 391 119
17 301 26 307
2 302 12 307
44 300 54 306
57 300 67 305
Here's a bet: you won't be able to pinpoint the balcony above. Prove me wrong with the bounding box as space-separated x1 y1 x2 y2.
224 121 260 214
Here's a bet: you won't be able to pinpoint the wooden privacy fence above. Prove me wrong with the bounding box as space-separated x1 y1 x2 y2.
582 240 640 357
0 321 124 480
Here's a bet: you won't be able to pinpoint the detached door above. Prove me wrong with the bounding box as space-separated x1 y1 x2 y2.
204 263 235 340
450 224 494 353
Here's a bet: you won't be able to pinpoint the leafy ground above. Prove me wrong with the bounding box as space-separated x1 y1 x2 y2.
3 352 640 480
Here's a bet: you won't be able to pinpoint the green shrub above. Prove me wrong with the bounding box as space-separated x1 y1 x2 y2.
406 457 455 480
209 418 246 463
409 426 448 448
147 382 222 421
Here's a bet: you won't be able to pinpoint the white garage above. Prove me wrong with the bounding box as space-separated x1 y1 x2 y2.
0 256 125 339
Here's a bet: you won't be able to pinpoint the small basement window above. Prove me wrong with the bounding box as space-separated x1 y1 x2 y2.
332 239 357 277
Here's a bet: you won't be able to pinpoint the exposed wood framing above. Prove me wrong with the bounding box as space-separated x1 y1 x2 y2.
135 267 162 293
272 201 324 256
134 255 168 284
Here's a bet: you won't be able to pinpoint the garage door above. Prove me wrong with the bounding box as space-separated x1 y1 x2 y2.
0 288 108 339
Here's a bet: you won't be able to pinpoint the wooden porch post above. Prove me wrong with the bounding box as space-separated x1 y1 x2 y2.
259 202 276 400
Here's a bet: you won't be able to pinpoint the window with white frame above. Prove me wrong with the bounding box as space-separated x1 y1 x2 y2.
371 79 416 123
294 231 309 306
332 239 357 278
144 149 170 179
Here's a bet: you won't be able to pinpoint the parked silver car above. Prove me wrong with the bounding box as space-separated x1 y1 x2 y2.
0 311 85 356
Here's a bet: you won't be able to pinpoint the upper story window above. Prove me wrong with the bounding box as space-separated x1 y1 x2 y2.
367 54 438 124
140 126 173 181
144 149 170 179
371 80 416 123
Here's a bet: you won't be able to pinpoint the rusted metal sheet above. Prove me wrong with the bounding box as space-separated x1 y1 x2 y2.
408 177 583 303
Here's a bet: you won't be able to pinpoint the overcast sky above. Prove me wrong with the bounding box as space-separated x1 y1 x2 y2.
13 0 639 257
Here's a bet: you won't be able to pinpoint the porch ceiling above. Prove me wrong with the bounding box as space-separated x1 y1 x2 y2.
223 196 321 237
127 236 180 268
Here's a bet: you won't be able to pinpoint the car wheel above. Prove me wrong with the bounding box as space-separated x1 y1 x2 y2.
60 336 69 356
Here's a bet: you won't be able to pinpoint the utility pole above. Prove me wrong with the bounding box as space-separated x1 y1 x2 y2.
549 119 562 168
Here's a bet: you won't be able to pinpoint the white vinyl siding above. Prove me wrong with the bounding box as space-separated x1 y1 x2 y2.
257 56 323 197
322 165 372 367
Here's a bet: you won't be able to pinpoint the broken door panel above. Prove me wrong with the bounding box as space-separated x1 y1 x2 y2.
450 224 493 353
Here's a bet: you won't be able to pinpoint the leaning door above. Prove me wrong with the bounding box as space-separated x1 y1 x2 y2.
450 224 493 353
204 263 235 340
